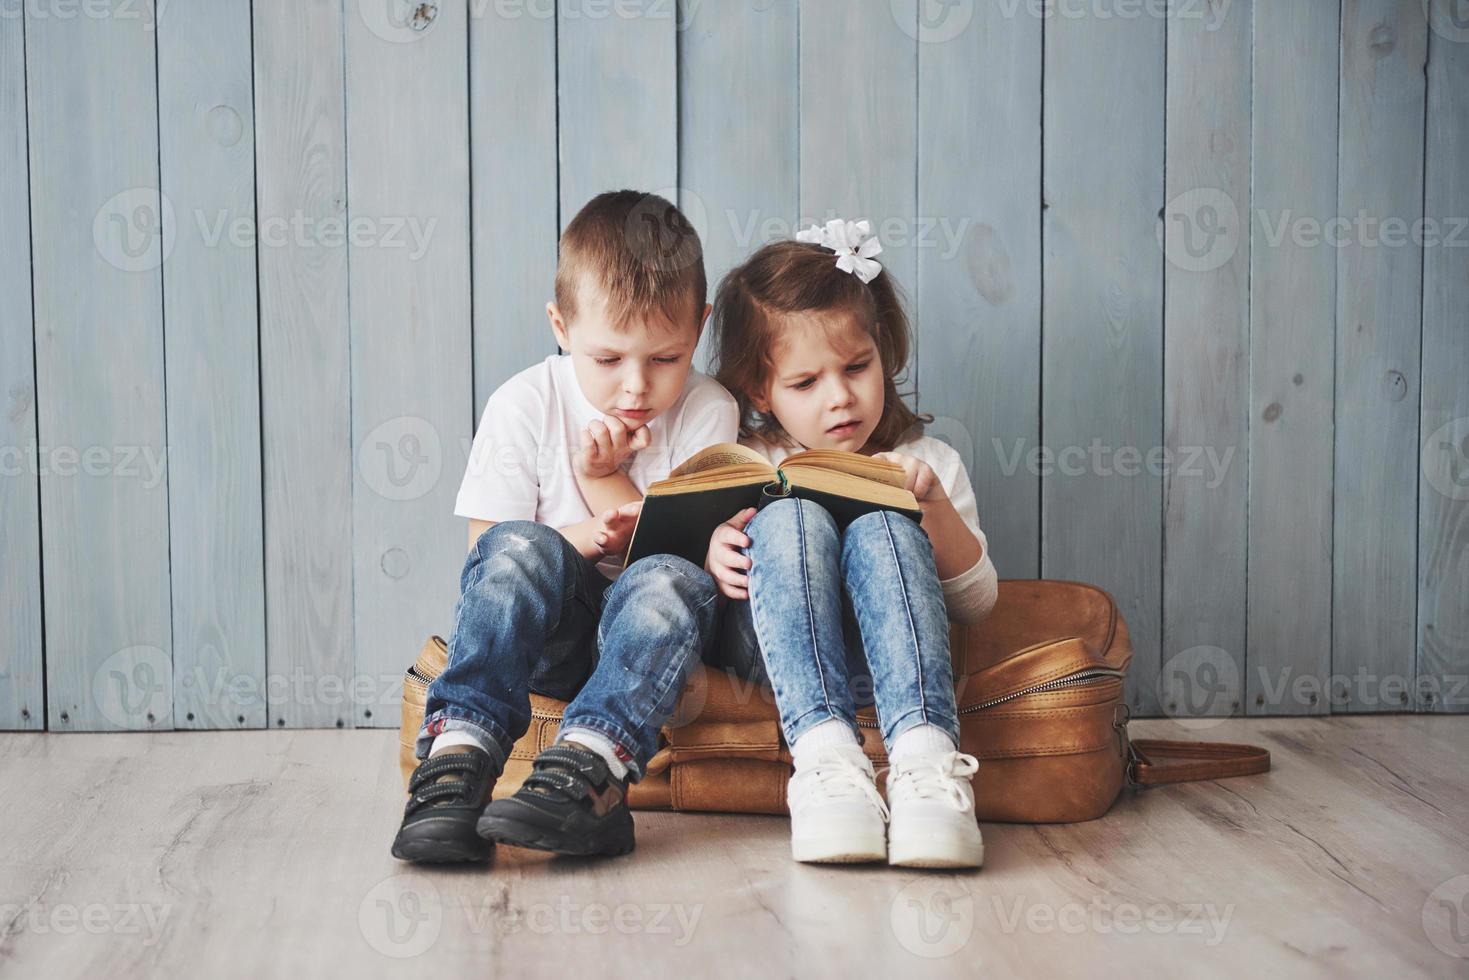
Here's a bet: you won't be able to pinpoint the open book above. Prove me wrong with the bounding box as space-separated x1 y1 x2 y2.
623 442 922 568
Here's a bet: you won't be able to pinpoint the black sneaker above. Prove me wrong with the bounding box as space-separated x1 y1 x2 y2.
476 742 635 856
391 749 500 863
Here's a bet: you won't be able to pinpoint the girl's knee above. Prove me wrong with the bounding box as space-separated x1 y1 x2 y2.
845 508 924 546
752 496 838 540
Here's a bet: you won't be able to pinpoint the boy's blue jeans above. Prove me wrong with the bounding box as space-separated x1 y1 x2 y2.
417 520 719 781
713 497 962 749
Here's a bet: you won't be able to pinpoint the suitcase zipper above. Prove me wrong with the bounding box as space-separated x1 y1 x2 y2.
853 666 1125 729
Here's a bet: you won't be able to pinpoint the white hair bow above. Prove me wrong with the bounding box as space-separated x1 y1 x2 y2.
795 218 884 283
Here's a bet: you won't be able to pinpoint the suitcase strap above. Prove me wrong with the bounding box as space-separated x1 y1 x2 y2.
1125 737 1271 787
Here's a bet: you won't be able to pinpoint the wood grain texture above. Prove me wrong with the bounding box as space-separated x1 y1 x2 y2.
1247 0 1339 717
799 0 918 341
1041 5 1165 715
157 0 266 730
556 1 677 225
345 3 474 728
1161 0 1251 722
1 717 1464 974
0 16 42 731
915 0 1041 580
252 0 354 729
470 0 558 406
26 4 173 731
678 0 798 371
1334 0 1427 713
1417 16 1469 715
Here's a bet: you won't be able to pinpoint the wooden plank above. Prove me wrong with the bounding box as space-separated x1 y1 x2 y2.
25 4 173 731
345 4 474 727
557 2 677 225
469 0 558 406
1160 0 1251 722
799 0 918 332
915 0 1041 579
1417 13 1469 715
253 0 354 729
678 0 798 371
157 0 266 730
1247 0 1339 716
1041 4 1165 715
1333 0 1427 712
0 17 42 731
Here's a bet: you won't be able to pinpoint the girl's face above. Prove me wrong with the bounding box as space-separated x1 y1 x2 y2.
752 311 885 453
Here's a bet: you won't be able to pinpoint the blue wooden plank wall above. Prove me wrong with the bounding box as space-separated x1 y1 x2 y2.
1 0 1465 730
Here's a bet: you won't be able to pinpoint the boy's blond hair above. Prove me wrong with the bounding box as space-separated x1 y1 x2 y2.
554 190 706 332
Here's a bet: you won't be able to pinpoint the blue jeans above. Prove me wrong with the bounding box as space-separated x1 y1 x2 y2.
418 520 719 780
713 497 961 749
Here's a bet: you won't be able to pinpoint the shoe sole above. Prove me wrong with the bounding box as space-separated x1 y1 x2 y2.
477 812 635 857
792 833 887 864
888 837 984 869
391 836 494 864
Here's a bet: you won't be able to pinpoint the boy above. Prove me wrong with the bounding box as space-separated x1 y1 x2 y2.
392 190 739 863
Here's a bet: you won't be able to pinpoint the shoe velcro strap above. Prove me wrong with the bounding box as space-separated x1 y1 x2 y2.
408 751 484 794
409 781 473 810
534 744 611 783
521 767 590 800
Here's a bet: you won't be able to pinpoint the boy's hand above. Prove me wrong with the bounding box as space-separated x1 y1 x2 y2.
576 416 652 479
705 507 757 600
592 500 643 559
873 452 947 506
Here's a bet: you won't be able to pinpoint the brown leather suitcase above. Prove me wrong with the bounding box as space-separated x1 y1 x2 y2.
400 579 1269 823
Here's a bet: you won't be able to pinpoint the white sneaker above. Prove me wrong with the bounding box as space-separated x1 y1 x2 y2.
787 743 889 864
885 750 985 869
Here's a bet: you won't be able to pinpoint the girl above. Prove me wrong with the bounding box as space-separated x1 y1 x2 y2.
705 220 998 869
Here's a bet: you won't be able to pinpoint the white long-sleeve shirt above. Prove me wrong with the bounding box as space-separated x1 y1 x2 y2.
741 433 999 624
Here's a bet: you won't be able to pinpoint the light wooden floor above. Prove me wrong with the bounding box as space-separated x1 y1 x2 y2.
2 716 1467 979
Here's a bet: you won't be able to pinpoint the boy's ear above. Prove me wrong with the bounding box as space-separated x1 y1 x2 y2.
686 302 712 350
547 301 571 352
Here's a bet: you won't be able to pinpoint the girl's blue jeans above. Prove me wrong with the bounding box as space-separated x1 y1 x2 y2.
417 520 719 781
713 496 962 749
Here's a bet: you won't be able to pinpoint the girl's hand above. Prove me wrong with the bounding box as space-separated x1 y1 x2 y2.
705 507 757 600
873 452 946 505
576 416 652 479
592 500 643 558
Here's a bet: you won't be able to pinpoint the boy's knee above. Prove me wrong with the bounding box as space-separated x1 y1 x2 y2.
617 555 716 607
462 520 567 591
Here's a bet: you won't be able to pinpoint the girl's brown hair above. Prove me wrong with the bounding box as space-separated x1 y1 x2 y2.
710 239 930 452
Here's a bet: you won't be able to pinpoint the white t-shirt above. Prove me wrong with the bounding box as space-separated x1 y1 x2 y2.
455 353 740 577
741 432 999 624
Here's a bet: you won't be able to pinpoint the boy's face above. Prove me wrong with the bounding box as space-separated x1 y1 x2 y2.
547 279 709 429
751 312 885 454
